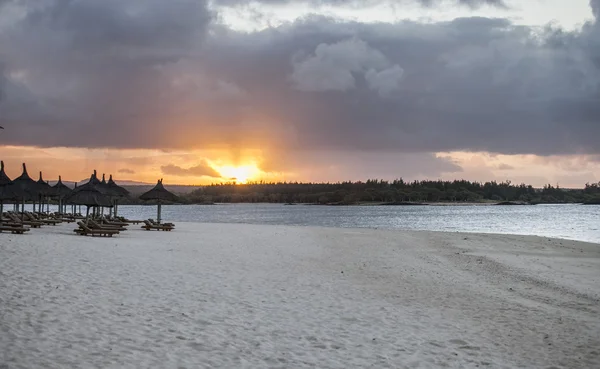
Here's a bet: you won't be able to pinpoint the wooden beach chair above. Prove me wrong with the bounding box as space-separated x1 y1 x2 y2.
117 216 143 224
7 213 43 228
148 219 175 227
88 219 127 232
99 216 129 227
74 222 119 237
141 220 174 231
0 224 30 234
25 212 62 225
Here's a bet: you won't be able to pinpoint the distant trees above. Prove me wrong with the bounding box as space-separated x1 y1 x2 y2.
173 178 596 205
582 182 600 204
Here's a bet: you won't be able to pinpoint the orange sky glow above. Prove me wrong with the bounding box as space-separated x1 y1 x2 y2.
0 145 598 188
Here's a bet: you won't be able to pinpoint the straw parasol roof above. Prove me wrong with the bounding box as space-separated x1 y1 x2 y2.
73 170 109 195
89 170 101 186
65 175 112 221
99 173 115 196
107 174 129 197
53 175 73 199
12 163 40 200
0 161 25 200
36 171 54 196
0 183 22 201
65 177 112 208
0 161 11 186
139 179 179 202
66 188 113 208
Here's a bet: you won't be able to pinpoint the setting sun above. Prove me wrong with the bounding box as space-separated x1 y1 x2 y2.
216 164 260 183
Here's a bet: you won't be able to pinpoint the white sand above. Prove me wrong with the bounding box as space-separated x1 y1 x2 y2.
1 223 599 369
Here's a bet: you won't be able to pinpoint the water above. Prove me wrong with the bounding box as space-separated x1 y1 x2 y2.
8 203 599 243
115 203 598 244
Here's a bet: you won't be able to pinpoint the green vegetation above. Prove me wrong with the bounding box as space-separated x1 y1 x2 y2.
168 179 600 205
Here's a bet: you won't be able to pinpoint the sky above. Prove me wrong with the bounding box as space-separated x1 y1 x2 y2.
0 0 599 187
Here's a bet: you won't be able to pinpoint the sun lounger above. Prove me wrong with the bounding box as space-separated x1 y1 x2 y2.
88 219 127 232
0 224 30 234
116 217 143 224
141 220 174 231
99 216 129 227
148 219 175 227
74 222 119 237
25 212 62 225
7 213 42 228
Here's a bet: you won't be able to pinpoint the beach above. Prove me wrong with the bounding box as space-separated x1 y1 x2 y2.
1 223 599 369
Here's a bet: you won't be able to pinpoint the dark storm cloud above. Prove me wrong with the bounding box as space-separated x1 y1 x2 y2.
592 0 600 19
0 0 598 157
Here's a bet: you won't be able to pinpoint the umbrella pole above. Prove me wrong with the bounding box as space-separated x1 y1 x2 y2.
0 201 3 223
157 199 162 224
85 206 90 225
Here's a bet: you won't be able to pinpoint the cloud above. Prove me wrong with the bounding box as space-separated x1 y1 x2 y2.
214 0 507 9
496 163 514 170
161 161 221 177
0 0 598 159
118 168 136 174
291 38 403 96
260 150 462 180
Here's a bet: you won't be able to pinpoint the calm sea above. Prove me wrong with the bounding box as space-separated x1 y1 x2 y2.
114 203 599 244
15 203 599 243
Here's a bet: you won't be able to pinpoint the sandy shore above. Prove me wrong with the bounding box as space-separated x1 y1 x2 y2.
1 223 599 369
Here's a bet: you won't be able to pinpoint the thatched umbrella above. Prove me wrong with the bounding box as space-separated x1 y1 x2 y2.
37 172 53 213
73 171 109 217
0 161 10 185
12 163 40 216
86 170 102 186
106 174 129 217
65 177 112 223
139 179 178 224
107 175 129 197
0 184 22 221
53 176 73 215
0 161 25 220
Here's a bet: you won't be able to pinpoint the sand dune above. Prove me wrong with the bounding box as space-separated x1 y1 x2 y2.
1 223 599 368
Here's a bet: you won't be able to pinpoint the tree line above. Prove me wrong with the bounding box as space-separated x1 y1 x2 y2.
167 179 600 205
